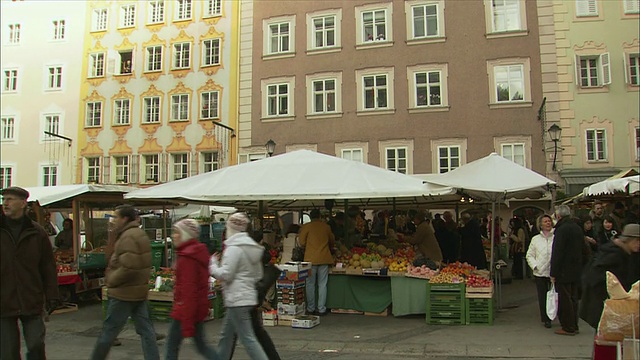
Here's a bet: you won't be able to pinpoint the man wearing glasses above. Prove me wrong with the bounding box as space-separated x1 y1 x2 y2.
1 186 60 360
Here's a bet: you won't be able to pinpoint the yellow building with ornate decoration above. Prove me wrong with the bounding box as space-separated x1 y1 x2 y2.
76 0 238 186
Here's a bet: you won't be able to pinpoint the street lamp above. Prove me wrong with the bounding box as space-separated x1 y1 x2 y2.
548 124 562 171
265 139 276 157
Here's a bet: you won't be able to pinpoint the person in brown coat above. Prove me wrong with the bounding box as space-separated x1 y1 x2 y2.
1 186 60 360
405 210 443 263
90 205 159 360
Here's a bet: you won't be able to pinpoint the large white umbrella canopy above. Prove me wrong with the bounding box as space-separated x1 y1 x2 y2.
583 175 639 197
125 150 456 210
24 184 136 207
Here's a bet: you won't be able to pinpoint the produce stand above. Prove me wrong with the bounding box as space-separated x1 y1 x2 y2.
326 274 391 314
390 276 429 316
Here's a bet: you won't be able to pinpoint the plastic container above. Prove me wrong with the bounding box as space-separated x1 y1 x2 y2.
150 241 165 271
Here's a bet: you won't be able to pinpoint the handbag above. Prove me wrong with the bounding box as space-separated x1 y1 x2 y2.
546 283 558 320
291 236 305 262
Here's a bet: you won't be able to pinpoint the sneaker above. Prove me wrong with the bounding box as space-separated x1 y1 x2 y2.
544 321 552 328
554 329 576 336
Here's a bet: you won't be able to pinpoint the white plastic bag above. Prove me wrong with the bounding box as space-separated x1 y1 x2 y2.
546 283 558 320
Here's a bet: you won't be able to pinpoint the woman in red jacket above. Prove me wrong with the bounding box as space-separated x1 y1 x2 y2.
165 219 220 360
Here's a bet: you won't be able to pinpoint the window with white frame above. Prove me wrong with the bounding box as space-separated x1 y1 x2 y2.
89 53 105 77
114 156 129 183
312 15 336 49
625 54 639 86
202 151 219 172
312 78 336 114
87 157 101 183
42 166 58 186
364 74 388 110
624 0 640 14
8 24 20 44
586 129 607 162
1 117 15 141
173 42 190 69
43 114 60 140
171 153 188 180
201 91 219 119
53 20 65 40
171 94 189 121
117 50 133 75
490 0 521 32
267 83 290 117
269 22 291 54
494 64 524 102
501 143 525 166
3 69 17 92
47 66 62 90
175 0 192 21
145 46 163 72
410 2 441 39
148 0 165 24
202 39 220 66
0 167 13 188
120 4 136 28
143 97 161 123
576 53 611 88
206 0 222 17
437 146 460 173
341 148 363 162
143 154 159 182
362 9 387 42
113 99 131 125
86 102 102 127
635 127 640 161
386 147 408 174
92 9 108 31
410 66 446 107
575 0 598 17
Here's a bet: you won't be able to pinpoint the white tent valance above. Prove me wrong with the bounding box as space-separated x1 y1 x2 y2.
24 184 136 207
582 175 640 197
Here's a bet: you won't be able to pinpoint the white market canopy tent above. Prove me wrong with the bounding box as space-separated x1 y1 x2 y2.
24 184 137 207
125 150 457 210
582 175 640 197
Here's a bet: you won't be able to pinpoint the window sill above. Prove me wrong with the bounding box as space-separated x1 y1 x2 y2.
626 84 639 92
573 15 604 22
173 18 193 23
408 106 450 114
4 43 20 46
261 116 295 123
84 125 102 129
143 70 163 74
262 52 296 60
306 47 342 56
169 119 190 123
201 64 221 69
44 88 63 92
488 101 533 109
199 117 219 122
485 30 529 39
87 76 106 80
576 86 609 94
0 139 16 143
2 91 18 94
146 22 165 26
117 25 136 30
586 160 609 164
203 14 222 19
406 37 446 46
171 67 191 71
112 123 131 127
356 109 395 116
355 41 394 50
90 29 107 34
306 112 343 120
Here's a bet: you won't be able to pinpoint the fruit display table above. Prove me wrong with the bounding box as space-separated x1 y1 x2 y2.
390 276 429 316
326 274 391 313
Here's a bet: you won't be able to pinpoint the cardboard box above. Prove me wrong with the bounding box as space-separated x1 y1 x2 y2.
262 319 277 327
279 269 310 281
276 279 306 289
262 311 277 320
278 262 312 272
277 314 296 326
277 296 305 305
277 302 306 316
292 315 320 329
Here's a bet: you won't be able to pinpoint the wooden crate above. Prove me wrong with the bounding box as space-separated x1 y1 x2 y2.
148 290 174 302
364 307 390 317
330 308 364 315
466 285 494 299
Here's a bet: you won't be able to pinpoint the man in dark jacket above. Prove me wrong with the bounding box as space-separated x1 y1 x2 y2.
550 205 584 336
1 186 60 360
90 205 159 360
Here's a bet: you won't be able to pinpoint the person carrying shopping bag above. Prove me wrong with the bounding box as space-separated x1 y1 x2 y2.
526 214 555 328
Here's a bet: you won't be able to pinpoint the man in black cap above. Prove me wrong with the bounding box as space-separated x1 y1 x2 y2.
1 186 60 359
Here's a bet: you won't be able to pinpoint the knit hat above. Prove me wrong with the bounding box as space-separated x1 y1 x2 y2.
227 212 250 233
174 219 201 240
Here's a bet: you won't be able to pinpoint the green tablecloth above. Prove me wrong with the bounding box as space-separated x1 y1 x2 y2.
390 276 429 316
326 274 391 313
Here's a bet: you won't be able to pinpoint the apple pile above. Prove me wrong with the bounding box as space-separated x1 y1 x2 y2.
57 264 74 274
406 264 439 279
429 272 465 284
466 274 492 288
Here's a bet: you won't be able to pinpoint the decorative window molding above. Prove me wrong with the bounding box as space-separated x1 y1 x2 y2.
201 151 219 173
483 0 527 37
41 164 59 187
430 138 467 174
379 139 414 174
88 52 106 78
92 8 108 32
487 57 532 108
174 0 193 22
147 0 165 25
574 0 603 21
263 15 296 58
355 67 395 115
142 154 160 183
204 0 223 18
85 101 103 128
578 116 614 167
355 2 393 49
113 155 130 183
405 0 446 44
202 38 221 67
407 63 449 111
86 157 102 184
1 116 17 142
494 136 531 168
306 9 341 54
42 113 62 142
306 72 342 118
119 4 137 29
335 142 369 163
261 76 295 121
170 153 189 180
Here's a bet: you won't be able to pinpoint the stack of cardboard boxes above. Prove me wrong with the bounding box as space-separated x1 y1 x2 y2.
262 262 319 328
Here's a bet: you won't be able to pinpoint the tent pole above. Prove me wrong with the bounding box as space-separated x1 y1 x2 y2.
344 199 348 243
392 198 396 231
163 205 168 267
490 201 496 279
258 200 264 233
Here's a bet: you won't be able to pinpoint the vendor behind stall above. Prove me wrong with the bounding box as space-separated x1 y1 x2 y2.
405 210 443 264
55 219 73 250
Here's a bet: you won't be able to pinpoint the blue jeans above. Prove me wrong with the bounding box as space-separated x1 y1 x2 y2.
217 306 268 360
165 319 218 360
0 314 46 360
90 298 159 360
306 264 329 314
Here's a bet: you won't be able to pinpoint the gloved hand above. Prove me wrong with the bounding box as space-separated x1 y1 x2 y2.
46 299 62 315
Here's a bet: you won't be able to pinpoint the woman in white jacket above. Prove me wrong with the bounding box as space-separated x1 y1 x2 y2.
526 214 555 328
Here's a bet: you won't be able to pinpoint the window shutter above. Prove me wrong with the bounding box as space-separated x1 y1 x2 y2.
576 0 597 16
130 154 139 184
190 151 197 176
623 54 629 84
103 156 111 184
575 54 581 86
624 0 640 13
159 153 167 183
600 52 611 85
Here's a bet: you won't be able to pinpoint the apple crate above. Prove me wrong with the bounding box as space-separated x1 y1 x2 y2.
427 283 465 325
465 297 494 325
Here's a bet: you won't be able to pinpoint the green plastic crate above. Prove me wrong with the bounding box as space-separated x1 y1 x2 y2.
427 283 465 325
465 298 494 325
150 242 165 271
